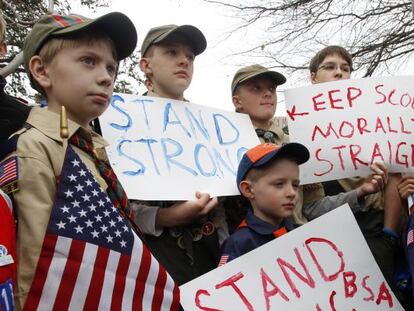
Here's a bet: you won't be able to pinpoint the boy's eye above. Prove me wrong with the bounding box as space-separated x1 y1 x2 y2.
186 53 195 62
167 49 177 56
106 64 117 77
81 57 95 66
269 86 276 92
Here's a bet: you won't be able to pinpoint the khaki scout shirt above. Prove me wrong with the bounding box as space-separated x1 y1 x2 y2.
10 107 108 310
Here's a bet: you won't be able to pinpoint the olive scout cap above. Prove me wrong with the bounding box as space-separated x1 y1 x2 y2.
231 64 287 95
24 12 137 92
236 143 310 191
141 24 206 57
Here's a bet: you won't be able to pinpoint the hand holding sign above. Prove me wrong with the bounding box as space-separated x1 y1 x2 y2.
355 162 388 198
156 192 219 227
285 76 414 184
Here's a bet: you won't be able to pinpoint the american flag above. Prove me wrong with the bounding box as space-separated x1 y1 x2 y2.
23 147 179 310
218 255 229 267
408 229 414 248
0 157 17 188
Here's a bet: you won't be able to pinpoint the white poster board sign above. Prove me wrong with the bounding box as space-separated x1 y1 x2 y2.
99 95 260 200
180 206 402 310
285 76 414 184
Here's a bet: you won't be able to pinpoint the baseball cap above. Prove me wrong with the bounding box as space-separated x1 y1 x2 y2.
24 12 137 67
236 143 310 190
141 24 206 57
231 64 286 94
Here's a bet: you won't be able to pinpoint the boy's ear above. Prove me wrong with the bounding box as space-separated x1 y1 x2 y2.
139 57 152 75
310 72 317 84
239 180 254 199
232 95 243 112
29 56 51 89
0 42 7 56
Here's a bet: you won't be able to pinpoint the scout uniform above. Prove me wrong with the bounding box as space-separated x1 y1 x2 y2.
131 25 225 286
220 142 309 264
220 208 297 263
0 13 181 310
4 109 112 308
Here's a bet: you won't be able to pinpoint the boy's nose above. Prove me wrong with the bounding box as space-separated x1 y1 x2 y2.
97 67 113 86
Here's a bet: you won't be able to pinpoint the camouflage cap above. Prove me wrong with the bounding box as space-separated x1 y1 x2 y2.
23 12 137 94
141 24 206 57
24 12 137 67
231 64 286 95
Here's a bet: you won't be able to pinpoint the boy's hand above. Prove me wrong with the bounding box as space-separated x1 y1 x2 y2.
356 162 388 198
156 192 219 227
397 176 414 200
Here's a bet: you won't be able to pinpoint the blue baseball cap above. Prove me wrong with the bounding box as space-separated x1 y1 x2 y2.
236 143 310 190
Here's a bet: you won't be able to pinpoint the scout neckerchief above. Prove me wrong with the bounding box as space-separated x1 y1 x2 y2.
69 129 132 220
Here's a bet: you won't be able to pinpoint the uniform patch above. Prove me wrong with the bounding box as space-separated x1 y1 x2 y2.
0 278 14 311
407 229 414 247
218 255 229 266
0 157 18 193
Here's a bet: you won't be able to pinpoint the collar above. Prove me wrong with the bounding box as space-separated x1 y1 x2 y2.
145 90 189 102
26 107 108 148
241 208 295 236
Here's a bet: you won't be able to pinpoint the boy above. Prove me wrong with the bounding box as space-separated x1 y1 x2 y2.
0 14 31 141
132 24 226 286
231 64 288 144
0 13 179 310
220 143 309 263
308 45 402 285
228 64 387 231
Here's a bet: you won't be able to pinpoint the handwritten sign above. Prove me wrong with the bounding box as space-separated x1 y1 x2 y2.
180 205 403 310
285 76 414 184
99 95 260 200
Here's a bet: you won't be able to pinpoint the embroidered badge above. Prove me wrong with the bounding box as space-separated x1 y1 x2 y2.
218 255 229 267
201 221 215 236
0 157 18 193
0 245 13 267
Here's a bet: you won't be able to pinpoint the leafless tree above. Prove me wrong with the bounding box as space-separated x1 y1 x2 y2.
201 0 414 79
1 0 141 99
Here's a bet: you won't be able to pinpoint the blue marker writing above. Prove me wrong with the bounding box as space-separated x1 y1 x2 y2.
110 95 132 132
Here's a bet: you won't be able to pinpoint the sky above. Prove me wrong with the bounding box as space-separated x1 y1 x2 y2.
74 0 245 112
73 0 414 115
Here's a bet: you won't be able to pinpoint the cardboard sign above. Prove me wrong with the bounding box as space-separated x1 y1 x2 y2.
99 95 260 200
180 205 403 310
285 76 414 184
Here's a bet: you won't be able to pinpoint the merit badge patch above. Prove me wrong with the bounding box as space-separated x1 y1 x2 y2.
0 157 18 193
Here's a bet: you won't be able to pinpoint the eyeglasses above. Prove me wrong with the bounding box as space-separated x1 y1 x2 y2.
317 62 352 73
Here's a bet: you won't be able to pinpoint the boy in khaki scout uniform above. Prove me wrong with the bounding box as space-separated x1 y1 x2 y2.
228 64 387 231
0 13 179 310
133 25 227 285
307 45 402 285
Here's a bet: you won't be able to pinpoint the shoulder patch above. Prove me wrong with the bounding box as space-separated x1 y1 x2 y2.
0 157 19 194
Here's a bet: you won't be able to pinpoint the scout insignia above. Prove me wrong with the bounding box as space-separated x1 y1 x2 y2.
0 245 13 267
201 221 215 236
191 228 203 241
0 157 18 193
169 227 183 238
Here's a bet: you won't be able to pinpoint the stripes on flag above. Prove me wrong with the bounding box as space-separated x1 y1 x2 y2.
218 255 229 267
0 157 18 189
407 229 414 248
23 146 179 310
